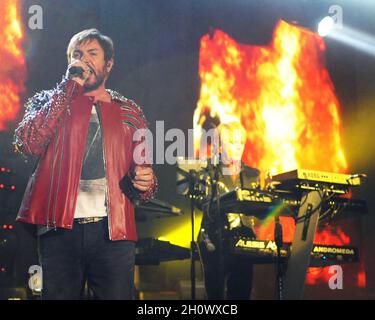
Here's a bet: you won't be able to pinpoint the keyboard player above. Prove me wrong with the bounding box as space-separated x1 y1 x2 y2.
197 121 260 300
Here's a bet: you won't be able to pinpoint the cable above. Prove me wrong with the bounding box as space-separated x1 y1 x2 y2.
294 190 324 223
294 190 338 224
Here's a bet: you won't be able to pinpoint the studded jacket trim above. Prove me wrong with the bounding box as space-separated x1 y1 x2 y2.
13 78 157 240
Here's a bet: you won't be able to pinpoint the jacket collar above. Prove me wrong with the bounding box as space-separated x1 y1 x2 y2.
106 89 129 104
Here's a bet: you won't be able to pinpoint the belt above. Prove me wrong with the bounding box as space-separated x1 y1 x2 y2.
75 217 106 224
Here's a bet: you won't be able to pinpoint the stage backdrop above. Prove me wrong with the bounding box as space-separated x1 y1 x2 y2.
0 0 374 299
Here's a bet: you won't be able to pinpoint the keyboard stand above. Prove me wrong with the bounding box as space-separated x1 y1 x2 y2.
283 190 323 299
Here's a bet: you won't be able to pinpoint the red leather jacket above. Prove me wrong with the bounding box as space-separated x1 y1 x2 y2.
14 78 157 241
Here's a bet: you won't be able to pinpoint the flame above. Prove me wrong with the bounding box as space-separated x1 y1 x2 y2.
0 0 25 131
194 20 365 287
194 21 346 173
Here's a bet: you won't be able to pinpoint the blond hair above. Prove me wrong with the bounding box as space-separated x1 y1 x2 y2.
217 121 246 142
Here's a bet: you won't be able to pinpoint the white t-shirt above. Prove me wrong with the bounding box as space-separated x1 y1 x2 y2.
74 105 107 218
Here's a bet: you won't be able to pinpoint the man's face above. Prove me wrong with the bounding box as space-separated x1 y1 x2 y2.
70 39 112 91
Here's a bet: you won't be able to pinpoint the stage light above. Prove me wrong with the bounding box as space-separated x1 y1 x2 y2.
11 185 16 190
318 16 334 37
316 13 375 57
325 26 375 57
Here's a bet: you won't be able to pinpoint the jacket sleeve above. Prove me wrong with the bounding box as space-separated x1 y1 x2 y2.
13 78 84 156
123 100 158 202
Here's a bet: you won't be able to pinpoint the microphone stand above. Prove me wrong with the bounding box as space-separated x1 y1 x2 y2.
213 162 225 299
177 163 208 300
207 158 224 298
188 169 200 300
274 215 284 300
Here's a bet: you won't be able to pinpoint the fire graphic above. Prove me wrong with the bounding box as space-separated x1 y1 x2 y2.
194 20 365 287
0 0 25 131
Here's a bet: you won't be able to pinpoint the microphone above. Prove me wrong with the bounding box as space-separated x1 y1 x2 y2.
68 66 84 77
201 229 216 252
349 173 367 179
68 66 93 78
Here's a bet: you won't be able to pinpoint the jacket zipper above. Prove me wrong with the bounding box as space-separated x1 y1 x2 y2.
51 114 67 229
45 138 57 227
95 102 113 239
47 82 76 229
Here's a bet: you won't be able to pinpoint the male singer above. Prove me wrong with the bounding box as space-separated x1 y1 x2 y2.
14 29 157 300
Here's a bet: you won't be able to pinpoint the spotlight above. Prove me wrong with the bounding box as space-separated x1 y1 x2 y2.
318 16 335 37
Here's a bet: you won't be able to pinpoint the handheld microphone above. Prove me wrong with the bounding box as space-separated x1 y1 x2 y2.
68 66 83 77
68 66 93 77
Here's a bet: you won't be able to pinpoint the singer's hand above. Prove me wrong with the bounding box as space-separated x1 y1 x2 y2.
132 166 154 192
66 59 91 86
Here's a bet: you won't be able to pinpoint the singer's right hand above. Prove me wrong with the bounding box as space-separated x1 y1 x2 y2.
66 59 91 86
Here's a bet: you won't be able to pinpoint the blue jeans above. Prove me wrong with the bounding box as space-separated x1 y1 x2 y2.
38 218 135 300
